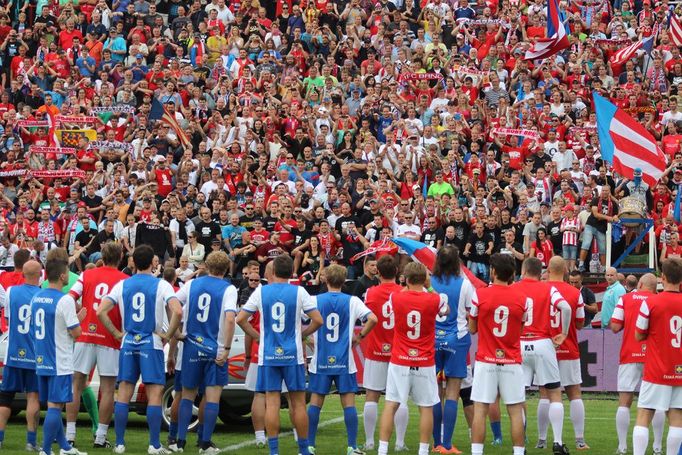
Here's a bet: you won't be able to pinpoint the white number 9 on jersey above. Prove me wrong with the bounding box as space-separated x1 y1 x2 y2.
492 305 510 337
671 315 682 348
271 302 286 333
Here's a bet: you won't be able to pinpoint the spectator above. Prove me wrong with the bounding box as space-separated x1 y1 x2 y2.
601 266 627 328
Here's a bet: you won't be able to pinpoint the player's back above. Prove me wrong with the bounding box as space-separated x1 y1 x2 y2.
549 281 584 360
512 278 563 340
181 275 237 355
30 287 78 376
611 290 650 364
363 282 403 362
471 284 528 364
389 289 444 367
4 284 41 368
636 291 682 385
431 274 474 340
311 291 369 375
70 266 127 348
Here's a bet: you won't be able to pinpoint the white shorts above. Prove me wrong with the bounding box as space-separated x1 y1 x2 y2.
73 342 119 377
471 362 525 405
618 363 644 392
638 381 682 411
244 363 288 393
559 359 582 387
462 365 474 389
521 338 560 387
363 359 389 392
385 363 440 407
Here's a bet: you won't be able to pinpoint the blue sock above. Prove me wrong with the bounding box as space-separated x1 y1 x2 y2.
307 405 321 447
202 403 219 445
268 436 279 455
54 413 70 450
197 423 204 444
343 406 359 449
490 420 503 441
177 399 193 443
0 430 4 442
442 400 458 449
42 408 61 454
297 437 310 455
27 430 36 446
147 405 162 449
432 404 443 446
114 402 129 446
169 421 178 440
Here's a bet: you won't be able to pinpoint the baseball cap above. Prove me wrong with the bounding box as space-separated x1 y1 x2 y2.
135 53 143 59
563 204 576 212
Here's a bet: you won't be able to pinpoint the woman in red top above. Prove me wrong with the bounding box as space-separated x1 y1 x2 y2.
530 227 554 268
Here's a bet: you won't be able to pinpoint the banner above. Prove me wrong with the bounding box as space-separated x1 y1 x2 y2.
56 129 98 148
0 169 28 178
623 106 656 114
88 140 133 152
456 18 510 27
452 65 490 76
492 127 541 139
55 115 99 124
570 126 597 133
595 38 633 46
17 120 50 128
90 106 135 114
399 72 444 82
31 169 86 179
29 146 77 155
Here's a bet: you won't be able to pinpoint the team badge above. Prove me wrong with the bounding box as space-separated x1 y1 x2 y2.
275 347 284 355
496 349 505 359
382 343 391 352
642 345 647 352
134 334 142 342
408 349 418 357
437 330 445 336
675 365 682 375
328 356 336 364
18 348 26 358
88 323 97 333
196 336 204 344
36 356 43 364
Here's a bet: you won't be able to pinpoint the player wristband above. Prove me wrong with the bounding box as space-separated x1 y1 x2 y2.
224 346 231 351
244 355 251 359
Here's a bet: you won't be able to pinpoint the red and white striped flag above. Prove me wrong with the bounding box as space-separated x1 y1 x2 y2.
525 0 570 60
609 35 654 66
670 13 682 46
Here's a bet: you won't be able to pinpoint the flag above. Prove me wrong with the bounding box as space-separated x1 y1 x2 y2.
349 238 398 263
389 237 487 289
525 0 570 60
674 183 682 223
609 35 654 66
669 11 682 47
149 98 193 151
593 92 667 187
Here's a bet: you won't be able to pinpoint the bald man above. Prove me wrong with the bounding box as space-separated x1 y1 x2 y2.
609 274 664 455
601 267 626 328
0 260 43 450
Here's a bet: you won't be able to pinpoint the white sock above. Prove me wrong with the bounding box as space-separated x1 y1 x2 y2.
418 442 429 455
255 430 266 442
537 398 550 440
363 402 378 446
66 422 76 440
378 440 389 455
513 447 526 455
632 425 649 455
569 399 585 439
616 406 630 452
653 409 665 451
394 404 409 447
471 442 484 455
666 426 682 455
293 428 298 442
95 423 109 443
548 402 564 445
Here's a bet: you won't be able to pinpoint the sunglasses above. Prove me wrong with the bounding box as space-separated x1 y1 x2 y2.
249 279 260 282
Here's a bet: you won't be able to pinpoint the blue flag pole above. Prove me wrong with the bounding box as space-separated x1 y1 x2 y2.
674 183 682 223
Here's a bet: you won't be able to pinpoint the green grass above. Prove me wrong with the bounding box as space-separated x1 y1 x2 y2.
0 394 656 454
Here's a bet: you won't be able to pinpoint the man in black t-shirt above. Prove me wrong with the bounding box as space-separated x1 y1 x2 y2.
579 185 619 271
194 207 221 259
464 222 494 282
290 216 312 276
420 215 444 249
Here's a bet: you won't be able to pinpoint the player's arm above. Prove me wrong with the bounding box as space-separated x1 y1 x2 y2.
468 291 479 334
302 309 323 338
163 296 183 342
551 287 572 345
98 295 124 340
237 287 261 343
609 297 625 333
438 292 450 317
167 336 178 374
352 297 378 345
217 287 238 365
634 301 650 342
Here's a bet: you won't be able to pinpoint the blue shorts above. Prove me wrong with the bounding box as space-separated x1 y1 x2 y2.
435 333 470 379
180 343 228 389
562 245 578 261
1 366 38 393
256 364 306 393
118 349 165 385
174 369 183 392
38 374 72 403
308 372 358 395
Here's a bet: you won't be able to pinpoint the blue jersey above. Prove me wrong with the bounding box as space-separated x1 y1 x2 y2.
243 283 316 367
177 276 238 357
2 284 41 369
432 275 474 341
30 288 80 376
309 292 370 375
105 274 176 352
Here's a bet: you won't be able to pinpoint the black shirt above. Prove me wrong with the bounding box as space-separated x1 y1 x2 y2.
74 228 97 249
445 220 469 252
421 227 444 249
546 220 563 254
194 219 221 251
466 232 493 263
586 196 618 233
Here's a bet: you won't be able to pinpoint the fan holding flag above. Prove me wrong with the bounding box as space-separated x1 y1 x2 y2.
525 0 570 61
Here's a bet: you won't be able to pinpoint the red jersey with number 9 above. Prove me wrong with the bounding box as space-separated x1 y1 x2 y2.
635 291 682 386
511 278 566 340
549 281 585 361
362 282 404 362
388 290 448 367
69 266 128 349
470 285 530 364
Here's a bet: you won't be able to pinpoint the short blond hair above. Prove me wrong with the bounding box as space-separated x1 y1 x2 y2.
205 250 230 277
325 264 347 288
403 261 427 286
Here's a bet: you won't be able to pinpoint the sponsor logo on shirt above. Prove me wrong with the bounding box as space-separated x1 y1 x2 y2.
327 356 336 364
496 349 505 359
675 365 682 375
88 323 97 333
275 346 284 355
408 348 418 357
382 343 391 352
36 356 43 364
18 348 26 358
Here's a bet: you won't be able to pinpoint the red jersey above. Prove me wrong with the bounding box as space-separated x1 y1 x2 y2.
549 281 585 360
511 278 567 340
388 290 447 367
248 310 261 364
362 282 404 362
0 270 25 333
154 168 174 197
635 291 682 385
470 284 530 365
611 290 651 364
69 266 127 349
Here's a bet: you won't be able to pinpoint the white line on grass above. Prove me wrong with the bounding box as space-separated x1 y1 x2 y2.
220 416 346 452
